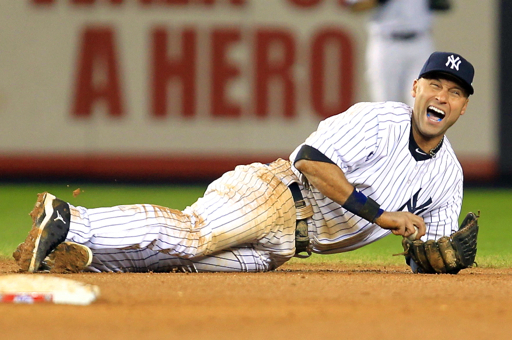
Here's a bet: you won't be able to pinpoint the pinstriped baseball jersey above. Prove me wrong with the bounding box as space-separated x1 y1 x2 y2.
290 101 463 254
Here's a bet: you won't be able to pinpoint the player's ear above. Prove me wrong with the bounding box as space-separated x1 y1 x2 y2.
411 79 419 98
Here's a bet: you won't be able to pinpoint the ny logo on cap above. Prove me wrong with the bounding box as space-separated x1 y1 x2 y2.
446 55 461 71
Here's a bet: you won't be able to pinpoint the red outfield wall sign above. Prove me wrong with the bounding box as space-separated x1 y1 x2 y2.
0 0 498 181
72 26 353 120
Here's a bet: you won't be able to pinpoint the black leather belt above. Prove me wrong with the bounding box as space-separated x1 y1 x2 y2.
288 183 313 258
288 182 304 203
391 32 418 40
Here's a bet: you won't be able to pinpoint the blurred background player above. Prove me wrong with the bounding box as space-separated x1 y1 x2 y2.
346 0 451 106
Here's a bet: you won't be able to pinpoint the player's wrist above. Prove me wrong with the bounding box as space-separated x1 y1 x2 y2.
342 188 384 223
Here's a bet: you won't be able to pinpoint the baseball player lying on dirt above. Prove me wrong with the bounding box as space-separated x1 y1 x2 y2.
15 51 478 275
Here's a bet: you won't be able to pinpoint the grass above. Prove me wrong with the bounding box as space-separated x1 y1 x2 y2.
0 184 510 268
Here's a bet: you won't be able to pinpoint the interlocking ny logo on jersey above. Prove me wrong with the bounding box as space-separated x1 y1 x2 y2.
398 188 432 215
446 55 461 71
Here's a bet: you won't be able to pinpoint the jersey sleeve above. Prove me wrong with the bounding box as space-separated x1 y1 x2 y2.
298 103 381 173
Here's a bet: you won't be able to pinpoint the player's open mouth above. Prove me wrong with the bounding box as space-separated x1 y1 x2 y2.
426 105 445 122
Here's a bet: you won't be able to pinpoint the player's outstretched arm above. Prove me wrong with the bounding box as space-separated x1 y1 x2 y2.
295 159 425 239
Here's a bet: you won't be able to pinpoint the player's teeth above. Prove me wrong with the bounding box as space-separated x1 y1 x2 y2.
428 106 445 116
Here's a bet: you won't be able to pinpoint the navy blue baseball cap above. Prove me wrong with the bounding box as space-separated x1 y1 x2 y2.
418 52 475 95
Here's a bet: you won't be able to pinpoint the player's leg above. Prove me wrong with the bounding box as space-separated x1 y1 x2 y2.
403 35 434 107
366 35 403 102
84 244 278 273
15 162 296 273
65 163 296 271
67 165 295 257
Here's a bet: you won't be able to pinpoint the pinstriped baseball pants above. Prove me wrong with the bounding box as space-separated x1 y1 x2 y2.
66 162 297 272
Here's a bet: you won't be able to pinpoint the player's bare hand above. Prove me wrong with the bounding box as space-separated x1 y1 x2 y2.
374 211 425 239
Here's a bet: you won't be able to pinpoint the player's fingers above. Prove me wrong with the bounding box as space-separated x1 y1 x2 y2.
411 215 426 237
402 223 416 237
391 224 407 236
390 228 402 236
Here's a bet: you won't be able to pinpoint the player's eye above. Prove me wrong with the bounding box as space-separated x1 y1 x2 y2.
450 89 462 97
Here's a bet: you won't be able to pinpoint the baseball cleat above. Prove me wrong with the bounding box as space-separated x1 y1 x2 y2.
43 242 93 273
14 241 93 274
14 192 71 273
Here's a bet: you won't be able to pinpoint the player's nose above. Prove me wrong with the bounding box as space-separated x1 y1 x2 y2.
435 89 448 103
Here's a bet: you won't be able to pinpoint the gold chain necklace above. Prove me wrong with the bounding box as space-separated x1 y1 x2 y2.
429 137 444 157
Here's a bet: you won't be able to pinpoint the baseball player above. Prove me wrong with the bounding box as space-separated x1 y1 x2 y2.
15 51 478 275
346 0 451 107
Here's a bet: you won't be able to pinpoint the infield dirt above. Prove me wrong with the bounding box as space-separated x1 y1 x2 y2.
1 259 511 340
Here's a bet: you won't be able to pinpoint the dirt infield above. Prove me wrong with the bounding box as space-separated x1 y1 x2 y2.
1 259 511 340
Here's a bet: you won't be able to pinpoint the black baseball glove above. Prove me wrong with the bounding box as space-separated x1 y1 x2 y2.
401 212 479 274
